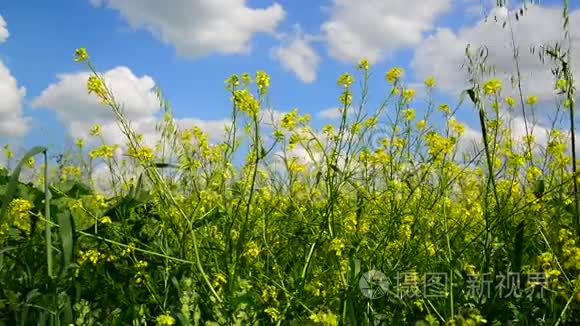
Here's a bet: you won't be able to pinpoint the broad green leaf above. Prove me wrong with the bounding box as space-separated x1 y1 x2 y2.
57 210 75 269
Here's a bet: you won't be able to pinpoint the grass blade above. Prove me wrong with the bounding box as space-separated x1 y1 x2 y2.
57 210 74 270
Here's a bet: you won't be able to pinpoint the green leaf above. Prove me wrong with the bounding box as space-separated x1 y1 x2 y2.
57 210 75 269
466 88 477 105
154 162 179 169
513 220 525 276
534 178 545 199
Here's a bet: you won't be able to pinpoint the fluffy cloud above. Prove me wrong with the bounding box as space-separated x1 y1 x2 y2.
0 15 9 43
0 17 29 137
32 66 230 147
0 63 29 137
412 4 580 100
272 33 320 83
321 0 451 64
317 107 342 119
90 0 285 58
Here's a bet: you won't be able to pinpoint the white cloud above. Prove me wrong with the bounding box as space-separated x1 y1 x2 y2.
0 61 29 137
272 33 320 83
90 0 285 58
318 107 342 119
412 4 580 100
0 16 28 137
0 15 9 43
321 0 452 64
32 66 230 148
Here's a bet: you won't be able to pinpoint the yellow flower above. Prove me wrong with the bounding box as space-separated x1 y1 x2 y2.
505 96 516 107
225 74 240 90
129 146 154 163
526 95 538 105
90 124 101 136
403 108 415 121
310 310 338 326
483 78 502 95
330 238 346 256
156 314 175 326
363 116 378 127
337 73 354 88
75 138 85 147
448 118 465 135
74 47 89 62
245 241 261 258
255 70 270 95
416 119 427 130
339 90 352 106
212 272 227 288
241 72 251 85
99 216 112 224
402 88 415 101
264 307 281 322
281 109 298 130
232 89 260 117
556 79 567 91
386 67 404 84
26 157 35 168
424 76 436 88
8 199 34 233
273 129 284 139
87 76 108 102
89 145 117 159
322 124 334 135
427 242 436 256
357 58 370 71
438 104 451 114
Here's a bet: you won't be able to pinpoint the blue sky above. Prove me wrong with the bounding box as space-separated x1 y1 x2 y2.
0 0 579 158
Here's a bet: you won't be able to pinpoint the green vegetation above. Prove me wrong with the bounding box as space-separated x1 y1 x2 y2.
1 3 580 325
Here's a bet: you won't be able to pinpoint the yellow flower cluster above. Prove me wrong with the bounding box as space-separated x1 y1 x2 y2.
424 131 456 157
155 314 176 326
264 307 280 322
424 76 436 88
309 310 338 326
538 252 561 280
357 59 370 71
560 229 580 270
89 144 118 159
255 70 270 95
78 249 116 265
386 67 404 84
330 238 346 256
87 76 108 103
8 198 34 233
74 47 89 62
337 73 354 88
128 145 154 163
402 88 416 102
483 78 502 95
244 240 261 258
232 89 260 117
90 124 101 136
61 165 82 181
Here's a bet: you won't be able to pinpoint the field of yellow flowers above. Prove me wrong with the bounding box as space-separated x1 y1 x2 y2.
2 10 580 326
